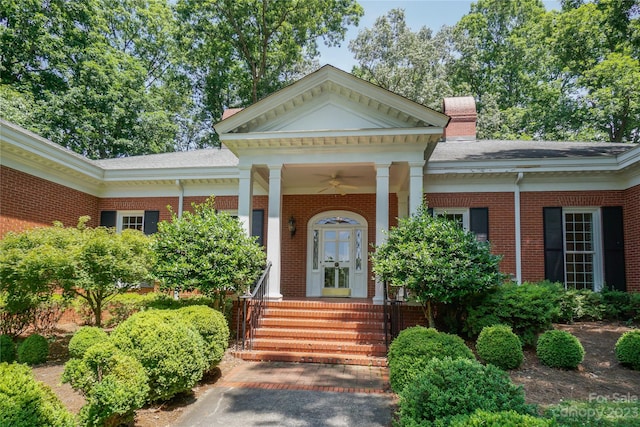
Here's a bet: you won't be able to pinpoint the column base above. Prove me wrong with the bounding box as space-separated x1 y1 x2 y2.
372 296 384 305
266 293 283 302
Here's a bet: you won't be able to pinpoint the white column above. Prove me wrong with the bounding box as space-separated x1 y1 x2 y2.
237 166 253 236
266 165 283 301
514 172 524 285
409 161 425 215
373 163 390 305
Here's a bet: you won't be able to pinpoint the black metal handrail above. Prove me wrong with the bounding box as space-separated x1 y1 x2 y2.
384 281 404 350
236 261 271 351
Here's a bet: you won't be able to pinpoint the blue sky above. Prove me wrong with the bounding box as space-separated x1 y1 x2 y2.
318 0 561 71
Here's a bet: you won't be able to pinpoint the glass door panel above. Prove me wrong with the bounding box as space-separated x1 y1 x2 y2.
323 228 351 289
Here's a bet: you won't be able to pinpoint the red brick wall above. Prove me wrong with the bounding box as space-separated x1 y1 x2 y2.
519 190 628 285
0 166 99 237
424 192 517 277
281 193 398 298
624 184 639 292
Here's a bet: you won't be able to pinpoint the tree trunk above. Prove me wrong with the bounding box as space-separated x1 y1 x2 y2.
425 300 435 329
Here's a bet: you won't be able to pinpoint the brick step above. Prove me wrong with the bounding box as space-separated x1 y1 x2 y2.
260 317 385 332
267 301 385 313
252 338 387 356
254 327 385 343
264 308 384 321
233 350 388 367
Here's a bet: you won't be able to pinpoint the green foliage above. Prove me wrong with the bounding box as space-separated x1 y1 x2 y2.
465 282 560 346
176 305 230 369
0 362 76 427
396 357 534 427
68 326 110 359
0 335 16 363
110 310 208 401
615 330 640 370
388 326 474 393
17 334 49 366
537 330 585 369
154 198 266 305
556 288 606 323
545 399 640 427
372 205 506 328
63 341 149 427
450 410 555 427
476 325 523 370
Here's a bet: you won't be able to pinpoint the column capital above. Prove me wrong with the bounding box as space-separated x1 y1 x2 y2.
408 160 425 170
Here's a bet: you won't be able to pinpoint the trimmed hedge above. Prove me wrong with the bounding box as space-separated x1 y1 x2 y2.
615 330 640 370
537 330 584 369
68 326 109 359
110 310 208 401
17 334 49 365
0 362 76 427
476 325 523 370
0 334 16 363
176 305 229 369
450 409 555 426
388 326 474 393
396 357 534 427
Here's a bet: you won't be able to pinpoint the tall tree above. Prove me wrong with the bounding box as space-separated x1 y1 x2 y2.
174 0 363 144
349 8 454 110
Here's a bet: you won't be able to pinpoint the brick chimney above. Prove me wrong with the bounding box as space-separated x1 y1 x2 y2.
442 97 477 141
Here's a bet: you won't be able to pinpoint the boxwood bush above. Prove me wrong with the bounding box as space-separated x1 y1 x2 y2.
476 325 523 370
110 310 208 401
176 305 229 369
396 357 534 427
450 410 554 426
0 334 16 363
537 330 584 369
17 333 49 365
68 326 109 359
388 326 474 393
465 282 560 346
63 341 149 426
0 362 76 427
615 330 640 370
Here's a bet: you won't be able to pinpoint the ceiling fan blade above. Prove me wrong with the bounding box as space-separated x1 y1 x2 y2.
339 184 358 190
318 186 331 193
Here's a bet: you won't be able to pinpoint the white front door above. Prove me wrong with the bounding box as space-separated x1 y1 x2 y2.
307 211 367 298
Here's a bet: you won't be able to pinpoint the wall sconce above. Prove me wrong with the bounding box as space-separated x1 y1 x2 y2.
288 216 297 237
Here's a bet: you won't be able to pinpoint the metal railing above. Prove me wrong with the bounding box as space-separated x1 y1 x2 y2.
383 281 404 349
236 262 272 351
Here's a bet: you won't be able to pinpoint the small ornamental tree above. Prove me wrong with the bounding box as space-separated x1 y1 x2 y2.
371 204 506 328
153 197 266 307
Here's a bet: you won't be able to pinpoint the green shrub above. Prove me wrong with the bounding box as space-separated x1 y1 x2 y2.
537 330 584 369
545 399 640 427
0 362 76 427
110 310 208 401
556 288 605 323
476 325 523 370
615 330 640 370
396 357 534 427
177 305 230 368
63 341 149 426
465 282 560 346
602 290 640 322
450 409 555 426
17 334 49 365
105 292 149 327
388 326 474 393
0 335 16 363
68 326 109 359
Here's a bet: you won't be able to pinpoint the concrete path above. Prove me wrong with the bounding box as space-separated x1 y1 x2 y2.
174 362 394 427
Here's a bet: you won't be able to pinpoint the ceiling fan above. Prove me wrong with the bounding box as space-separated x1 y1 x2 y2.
317 173 359 195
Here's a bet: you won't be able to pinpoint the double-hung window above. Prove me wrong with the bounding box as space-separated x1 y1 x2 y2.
432 207 488 242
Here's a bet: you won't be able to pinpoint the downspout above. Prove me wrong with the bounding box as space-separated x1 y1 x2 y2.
514 172 524 285
176 179 184 219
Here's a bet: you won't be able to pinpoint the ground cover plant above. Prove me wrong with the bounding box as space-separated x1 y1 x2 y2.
475 324 523 370
537 330 584 369
545 399 640 426
450 409 555 426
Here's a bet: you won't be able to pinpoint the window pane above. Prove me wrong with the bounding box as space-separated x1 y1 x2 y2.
313 230 319 270
565 212 594 290
122 215 143 231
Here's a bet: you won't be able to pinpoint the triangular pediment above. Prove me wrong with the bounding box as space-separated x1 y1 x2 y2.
215 65 449 138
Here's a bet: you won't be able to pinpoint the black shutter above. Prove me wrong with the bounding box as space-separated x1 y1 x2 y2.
100 211 116 228
252 209 264 247
544 207 565 283
470 207 489 242
602 206 626 291
143 210 160 235
427 207 434 217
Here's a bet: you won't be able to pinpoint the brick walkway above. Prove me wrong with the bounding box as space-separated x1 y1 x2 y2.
217 361 390 394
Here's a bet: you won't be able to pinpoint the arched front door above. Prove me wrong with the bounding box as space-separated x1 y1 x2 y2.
306 211 368 298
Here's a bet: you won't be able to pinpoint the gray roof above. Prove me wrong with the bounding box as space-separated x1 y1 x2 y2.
95 146 238 170
430 140 635 162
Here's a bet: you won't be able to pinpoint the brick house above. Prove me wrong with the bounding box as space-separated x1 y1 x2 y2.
2 66 639 363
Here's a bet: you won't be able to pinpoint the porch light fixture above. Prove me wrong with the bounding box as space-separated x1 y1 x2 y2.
288 216 297 237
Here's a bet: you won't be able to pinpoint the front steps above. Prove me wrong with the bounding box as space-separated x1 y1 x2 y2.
234 300 388 366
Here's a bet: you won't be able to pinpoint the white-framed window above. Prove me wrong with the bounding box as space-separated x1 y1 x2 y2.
562 208 603 291
117 211 144 232
433 208 470 230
